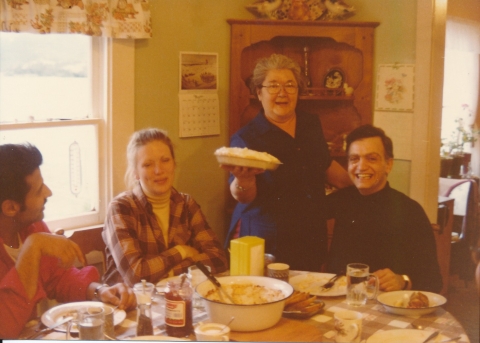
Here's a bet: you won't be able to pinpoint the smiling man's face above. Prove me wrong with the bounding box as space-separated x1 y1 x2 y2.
347 137 393 196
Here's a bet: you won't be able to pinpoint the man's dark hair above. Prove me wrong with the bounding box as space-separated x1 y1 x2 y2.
346 124 394 159
0 143 43 207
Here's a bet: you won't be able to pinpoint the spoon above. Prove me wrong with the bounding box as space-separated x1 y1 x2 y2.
221 317 235 332
195 261 236 304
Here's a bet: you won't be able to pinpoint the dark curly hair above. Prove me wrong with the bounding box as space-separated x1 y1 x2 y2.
0 143 43 208
346 124 394 159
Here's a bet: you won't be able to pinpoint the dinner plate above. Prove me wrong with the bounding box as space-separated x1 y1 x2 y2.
215 154 282 171
41 301 126 333
156 275 181 295
289 273 347 297
129 335 190 341
366 329 448 343
377 291 447 316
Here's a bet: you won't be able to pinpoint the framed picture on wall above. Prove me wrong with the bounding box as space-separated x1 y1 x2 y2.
375 64 415 112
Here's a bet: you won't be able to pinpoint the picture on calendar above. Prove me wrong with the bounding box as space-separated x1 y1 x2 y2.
180 52 218 91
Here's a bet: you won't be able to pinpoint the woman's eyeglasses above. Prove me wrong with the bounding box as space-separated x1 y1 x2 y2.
260 83 298 94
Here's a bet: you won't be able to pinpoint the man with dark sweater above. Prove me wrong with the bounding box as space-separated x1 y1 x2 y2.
327 125 442 293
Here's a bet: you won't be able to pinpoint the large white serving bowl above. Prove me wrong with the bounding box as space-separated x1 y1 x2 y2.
195 275 294 332
377 290 447 316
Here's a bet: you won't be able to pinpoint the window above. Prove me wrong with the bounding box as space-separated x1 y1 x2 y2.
0 32 106 230
441 17 480 157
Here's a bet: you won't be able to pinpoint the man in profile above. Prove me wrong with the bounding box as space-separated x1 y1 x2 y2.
0 143 136 338
327 125 442 293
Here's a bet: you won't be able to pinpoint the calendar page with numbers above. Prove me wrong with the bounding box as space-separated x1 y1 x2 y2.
178 93 220 138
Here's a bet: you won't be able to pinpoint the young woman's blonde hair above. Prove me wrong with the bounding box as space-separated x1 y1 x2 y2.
124 128 175 189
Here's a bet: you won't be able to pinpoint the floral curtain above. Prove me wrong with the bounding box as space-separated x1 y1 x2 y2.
0 0 151 38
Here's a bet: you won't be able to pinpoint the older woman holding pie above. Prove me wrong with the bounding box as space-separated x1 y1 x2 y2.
221 54 351 271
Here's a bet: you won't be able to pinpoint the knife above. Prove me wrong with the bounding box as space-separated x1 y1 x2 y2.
26 316 73 339
422 331 439 343
195 261 236 304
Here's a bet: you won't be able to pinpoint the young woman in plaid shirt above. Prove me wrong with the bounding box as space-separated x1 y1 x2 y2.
102 128 228 286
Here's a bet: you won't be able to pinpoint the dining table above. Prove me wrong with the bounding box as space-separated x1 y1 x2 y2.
19 270 471 342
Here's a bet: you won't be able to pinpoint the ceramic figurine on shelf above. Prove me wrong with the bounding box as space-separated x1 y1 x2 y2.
245 0 283 18
343 83 354 96
245 0 326 21
322 0 356 20
288 0 311 20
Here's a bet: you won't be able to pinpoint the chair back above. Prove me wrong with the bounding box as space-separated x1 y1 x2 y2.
439 178 479 243
55 226 106 276
439 177 480 282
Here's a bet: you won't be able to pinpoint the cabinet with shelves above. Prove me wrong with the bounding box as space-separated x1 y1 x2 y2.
227 19 379 158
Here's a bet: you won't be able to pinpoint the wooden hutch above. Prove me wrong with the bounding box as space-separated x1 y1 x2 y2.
227 19 379 161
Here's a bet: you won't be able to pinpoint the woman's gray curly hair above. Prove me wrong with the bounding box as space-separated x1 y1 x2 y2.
249 53 306 95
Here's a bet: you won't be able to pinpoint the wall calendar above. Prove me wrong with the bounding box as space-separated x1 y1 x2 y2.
178 93 220 138
178 51 220 138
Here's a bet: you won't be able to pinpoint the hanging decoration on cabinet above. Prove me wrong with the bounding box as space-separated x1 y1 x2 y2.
245 0 355 21
375 64 415 112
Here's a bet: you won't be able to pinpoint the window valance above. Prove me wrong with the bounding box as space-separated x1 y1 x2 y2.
0 0 151 38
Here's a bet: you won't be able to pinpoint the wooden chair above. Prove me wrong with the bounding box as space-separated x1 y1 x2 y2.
36 226 107 316
55 226 106 276
439 178 480 284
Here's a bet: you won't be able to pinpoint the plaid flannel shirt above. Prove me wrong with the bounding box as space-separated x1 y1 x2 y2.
102 184 228 286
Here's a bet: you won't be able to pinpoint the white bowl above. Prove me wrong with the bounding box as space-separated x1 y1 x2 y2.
196 275 293 332
377 290 447 316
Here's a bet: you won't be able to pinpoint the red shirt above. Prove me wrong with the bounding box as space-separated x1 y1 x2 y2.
0 221 99 338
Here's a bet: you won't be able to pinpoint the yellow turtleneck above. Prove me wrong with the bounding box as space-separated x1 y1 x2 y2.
144 188 171 246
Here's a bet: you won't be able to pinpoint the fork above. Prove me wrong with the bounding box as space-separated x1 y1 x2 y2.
320 273 343 291
25 317 73 339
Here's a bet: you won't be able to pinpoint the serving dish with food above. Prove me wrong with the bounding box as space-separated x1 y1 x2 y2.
214 147 282 171
376 290 447 316
282 291 325 319
195 275 293 331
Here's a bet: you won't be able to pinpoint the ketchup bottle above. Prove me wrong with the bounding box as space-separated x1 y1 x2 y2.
164 276 193 337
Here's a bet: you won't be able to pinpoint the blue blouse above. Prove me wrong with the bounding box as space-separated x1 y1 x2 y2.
225 111 332 271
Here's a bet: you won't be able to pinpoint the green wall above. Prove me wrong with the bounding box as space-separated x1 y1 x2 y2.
134 0 418 241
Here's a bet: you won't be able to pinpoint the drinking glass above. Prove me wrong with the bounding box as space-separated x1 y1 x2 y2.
78 307 105 340
188 264 210 308
267 263 290 282
346 263 379 306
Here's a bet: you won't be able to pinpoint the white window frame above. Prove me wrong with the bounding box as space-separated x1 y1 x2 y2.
0 37 134 232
